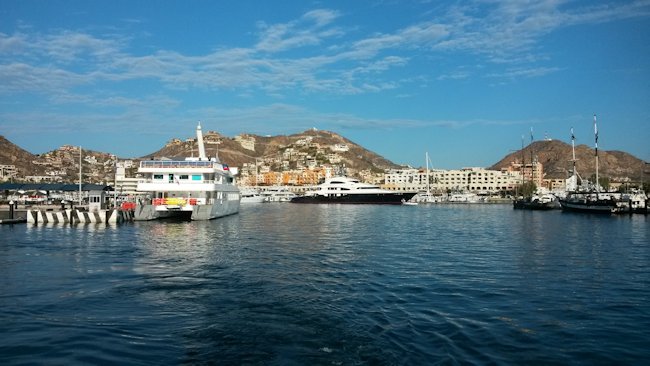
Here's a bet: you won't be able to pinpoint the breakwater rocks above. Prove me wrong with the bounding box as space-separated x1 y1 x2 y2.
26 208 134 224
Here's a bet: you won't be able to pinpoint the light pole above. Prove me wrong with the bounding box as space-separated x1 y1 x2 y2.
78 146 82 207
113 155 118 208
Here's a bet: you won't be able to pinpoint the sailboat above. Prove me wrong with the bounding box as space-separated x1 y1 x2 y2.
416 152 439 203
513 130 556 210
559 115 627 214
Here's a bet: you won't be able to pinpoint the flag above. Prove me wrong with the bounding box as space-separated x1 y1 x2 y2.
593 114 599 156
570 127 575 140
593 114 598 144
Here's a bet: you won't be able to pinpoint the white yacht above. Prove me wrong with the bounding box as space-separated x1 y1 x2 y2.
261 187 297 202
133 123 240 220
290 176 416 204
240 187 265 203
447 192 479 203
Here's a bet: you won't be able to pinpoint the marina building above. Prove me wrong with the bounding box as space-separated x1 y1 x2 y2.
500 160 544 188
383 167 521 194
0 165 17 181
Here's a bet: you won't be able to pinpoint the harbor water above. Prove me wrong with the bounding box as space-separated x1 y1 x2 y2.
1 204 649 364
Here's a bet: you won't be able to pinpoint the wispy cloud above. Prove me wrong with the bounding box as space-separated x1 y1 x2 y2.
1 2 648 104
486 66 562 80
255 9 343 52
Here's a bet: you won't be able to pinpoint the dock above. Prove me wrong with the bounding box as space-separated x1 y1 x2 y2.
1 206 134 224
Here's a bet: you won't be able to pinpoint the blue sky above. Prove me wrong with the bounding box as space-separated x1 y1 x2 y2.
1 0 649 169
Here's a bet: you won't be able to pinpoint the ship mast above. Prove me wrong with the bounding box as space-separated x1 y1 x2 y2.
425 152 430 198
570 127 577 190
520 135 525 188
530 127 534 187
593 114 599 195
196 122 207 161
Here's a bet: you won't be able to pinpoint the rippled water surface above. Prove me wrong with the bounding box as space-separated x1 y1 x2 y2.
1 204 649 364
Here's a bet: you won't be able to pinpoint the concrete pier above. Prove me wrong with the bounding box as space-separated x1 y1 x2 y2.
25 208 133 224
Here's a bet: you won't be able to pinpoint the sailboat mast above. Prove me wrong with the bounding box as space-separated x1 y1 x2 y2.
425 152 430 197
530 127 534 185
570 127 577 189
593 114 599 194
521 135 525 186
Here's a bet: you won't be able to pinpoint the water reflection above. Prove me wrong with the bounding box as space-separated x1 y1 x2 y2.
2 204 649 364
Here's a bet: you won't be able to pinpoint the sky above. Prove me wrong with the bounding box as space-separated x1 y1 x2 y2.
1 0 649 169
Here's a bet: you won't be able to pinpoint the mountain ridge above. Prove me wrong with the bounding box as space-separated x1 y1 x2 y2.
489 140 646 182
1 132 646 183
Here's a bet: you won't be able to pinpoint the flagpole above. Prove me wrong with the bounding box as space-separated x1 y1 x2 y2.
79 146 83 206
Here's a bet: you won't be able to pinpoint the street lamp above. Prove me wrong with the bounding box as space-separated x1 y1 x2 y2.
78 146 82 207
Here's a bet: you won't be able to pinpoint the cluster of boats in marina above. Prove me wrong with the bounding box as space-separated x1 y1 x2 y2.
130 124 418 221
513 115 647 214
127 120 646 222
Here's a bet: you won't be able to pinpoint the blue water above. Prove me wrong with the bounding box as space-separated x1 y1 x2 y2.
1 204 649 365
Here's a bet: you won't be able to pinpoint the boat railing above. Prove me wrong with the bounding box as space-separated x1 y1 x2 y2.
152 197 201 206
137 179 220 184
139 160 220 169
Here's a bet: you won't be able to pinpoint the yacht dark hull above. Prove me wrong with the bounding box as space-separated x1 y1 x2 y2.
513 199 555 210
558 199 618 214
291 192 416 204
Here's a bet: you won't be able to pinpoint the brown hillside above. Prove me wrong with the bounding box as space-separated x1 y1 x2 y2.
145 129 401 172
489 140 646 182
0 135 45 178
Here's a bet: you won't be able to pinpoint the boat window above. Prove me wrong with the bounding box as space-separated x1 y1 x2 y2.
192 175 202 181
179 175 189 180
153 174 163 180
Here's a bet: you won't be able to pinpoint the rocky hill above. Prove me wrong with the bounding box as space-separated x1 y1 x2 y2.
489 140 646 182
2 132 646 184
0 136 46 178
0 129 401 183
145 129 401 173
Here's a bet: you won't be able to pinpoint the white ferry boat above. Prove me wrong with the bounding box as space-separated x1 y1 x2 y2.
134 123 240 220
290 176 415 204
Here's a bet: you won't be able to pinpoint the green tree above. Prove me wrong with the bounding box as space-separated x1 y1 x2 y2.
516 181 537 197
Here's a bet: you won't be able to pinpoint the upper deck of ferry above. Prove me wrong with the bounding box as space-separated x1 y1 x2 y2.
139 160 220 169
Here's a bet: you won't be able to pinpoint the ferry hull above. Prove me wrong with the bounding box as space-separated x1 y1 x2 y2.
134 201 239 221
291 192 416 204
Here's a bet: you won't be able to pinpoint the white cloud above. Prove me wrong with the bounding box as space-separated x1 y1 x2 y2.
1 2 648 100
